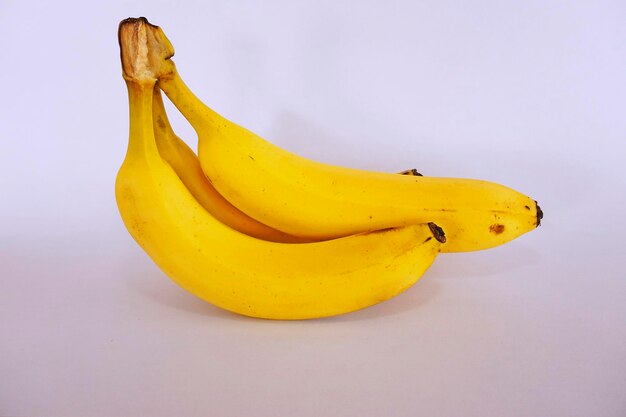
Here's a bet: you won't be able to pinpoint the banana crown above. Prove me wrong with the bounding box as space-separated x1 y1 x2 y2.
119 17 175 83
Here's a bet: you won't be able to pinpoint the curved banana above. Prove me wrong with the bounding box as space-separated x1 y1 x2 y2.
153 87 421 243
116 20 444 319
152 87 308 243
140 19 541 253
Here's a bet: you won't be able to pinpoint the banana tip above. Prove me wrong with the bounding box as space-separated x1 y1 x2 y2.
535 201 543 227
428 222 446 244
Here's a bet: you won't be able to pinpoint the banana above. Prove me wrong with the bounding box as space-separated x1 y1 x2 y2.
153 86 421 243
116 18 445 320
137 18 542 253
151 87 309 243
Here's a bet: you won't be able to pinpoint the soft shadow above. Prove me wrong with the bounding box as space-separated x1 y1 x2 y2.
121 253 442 324
326 241 542 322
121 255 252 322
434 242 542 279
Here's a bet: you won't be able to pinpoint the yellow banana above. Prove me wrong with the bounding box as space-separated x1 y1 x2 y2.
116 18 444 320
151 87 308 243
153 86 422 242
139 19 542 253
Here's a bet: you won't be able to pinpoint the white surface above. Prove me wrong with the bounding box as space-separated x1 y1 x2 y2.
1 1 625 416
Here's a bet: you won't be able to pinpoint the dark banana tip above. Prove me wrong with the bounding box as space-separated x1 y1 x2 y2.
535 201 543 227
428 222 446 244
400 169 423 176
119 17 149 44
118 16 174 82
119 16 159 31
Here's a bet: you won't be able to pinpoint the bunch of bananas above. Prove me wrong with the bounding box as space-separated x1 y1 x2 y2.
116 17 542 320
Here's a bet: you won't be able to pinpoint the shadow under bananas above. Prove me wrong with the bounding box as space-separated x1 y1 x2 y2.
122 252 444 322
122 242 541 322
434 242 542 279
122 256 250 322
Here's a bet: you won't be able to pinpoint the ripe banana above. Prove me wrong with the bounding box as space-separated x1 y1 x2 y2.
142 21 541 252
117 18 445 320
151 87 309 243
153 86 422 243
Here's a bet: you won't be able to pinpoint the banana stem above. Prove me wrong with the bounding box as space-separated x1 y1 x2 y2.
152 87 175 137
159 71 224 133
152 86 185 166
126 80 160 160
119 17 169 161
118 16 222 135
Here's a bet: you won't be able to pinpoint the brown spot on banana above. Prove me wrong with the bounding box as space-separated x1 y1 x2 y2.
156 116 166 130
489 224 505 235
427 222 446 243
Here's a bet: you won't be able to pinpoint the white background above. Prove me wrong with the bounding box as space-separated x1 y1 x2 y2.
1 1 625 416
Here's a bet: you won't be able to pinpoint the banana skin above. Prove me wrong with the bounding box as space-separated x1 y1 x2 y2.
115 17 544 319
131 17 542 252
153 86 431 244
117 20 445 319
152 87 309 243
